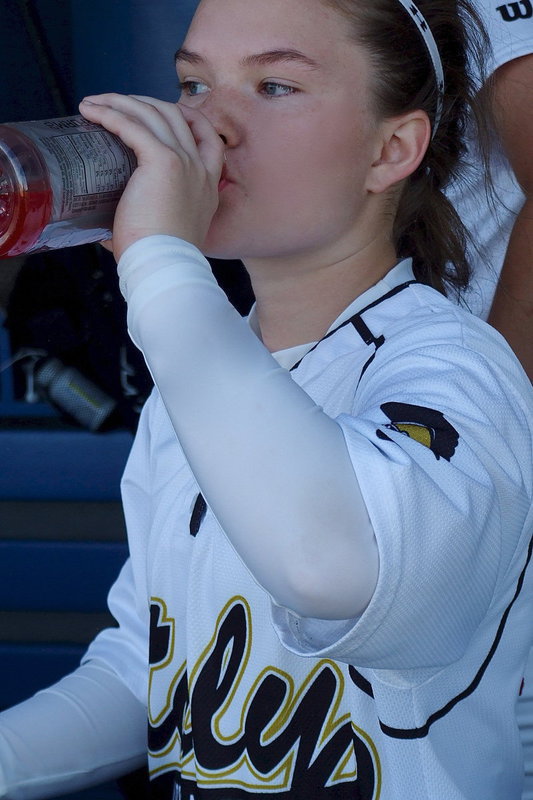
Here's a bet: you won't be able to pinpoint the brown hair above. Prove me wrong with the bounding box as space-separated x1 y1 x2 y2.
321 0 491 296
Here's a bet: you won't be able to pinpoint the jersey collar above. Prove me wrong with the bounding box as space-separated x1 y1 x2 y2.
247 259 416 370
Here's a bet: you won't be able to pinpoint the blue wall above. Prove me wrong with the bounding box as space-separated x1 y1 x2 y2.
1 1 73 120
1 0 199 123
72 0 199 102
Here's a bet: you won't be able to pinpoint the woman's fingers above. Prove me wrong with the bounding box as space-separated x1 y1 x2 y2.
126 94 202 156
80 93 224 180
128 95 226 180
79 93 183 157
77 93 223 258
178 104 226 180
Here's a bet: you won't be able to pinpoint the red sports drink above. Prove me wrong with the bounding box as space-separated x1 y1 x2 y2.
0 115 136 257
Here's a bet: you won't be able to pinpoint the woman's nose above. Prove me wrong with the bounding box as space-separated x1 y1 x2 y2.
199 91 244 148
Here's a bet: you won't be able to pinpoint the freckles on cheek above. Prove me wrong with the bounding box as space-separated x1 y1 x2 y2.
247 102 370 202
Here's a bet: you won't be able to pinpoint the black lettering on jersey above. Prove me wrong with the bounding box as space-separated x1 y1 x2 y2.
378 402 459 462
149 665 192 758
496 1 532 20
150 601 174 665
148 597 380 798
148 600 194 763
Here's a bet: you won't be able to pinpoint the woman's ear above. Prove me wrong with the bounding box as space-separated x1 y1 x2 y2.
366 111 431 194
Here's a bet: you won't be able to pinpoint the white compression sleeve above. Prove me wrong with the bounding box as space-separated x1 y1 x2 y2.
118 236 378 620
0 661 147 800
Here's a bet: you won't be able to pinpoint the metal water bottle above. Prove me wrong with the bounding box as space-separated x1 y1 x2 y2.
34 356 117 431
0 115 136 257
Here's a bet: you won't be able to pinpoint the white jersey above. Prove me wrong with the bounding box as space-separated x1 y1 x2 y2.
447 0 533 318
85 253 533 800
450 7 533 797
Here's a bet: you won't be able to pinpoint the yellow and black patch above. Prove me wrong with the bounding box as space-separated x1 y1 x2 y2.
377 402 459 462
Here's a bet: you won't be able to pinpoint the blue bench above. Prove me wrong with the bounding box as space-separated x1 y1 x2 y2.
0 427 133 709
0 422 134 799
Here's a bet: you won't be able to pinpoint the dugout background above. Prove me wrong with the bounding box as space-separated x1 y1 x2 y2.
0 3 200 799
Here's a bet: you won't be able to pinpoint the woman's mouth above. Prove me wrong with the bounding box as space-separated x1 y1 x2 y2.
218 164 231 192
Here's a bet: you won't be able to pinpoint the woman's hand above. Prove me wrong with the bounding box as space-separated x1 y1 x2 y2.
79 93 225 260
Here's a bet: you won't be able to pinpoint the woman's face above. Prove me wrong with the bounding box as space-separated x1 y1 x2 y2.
177 0 383 264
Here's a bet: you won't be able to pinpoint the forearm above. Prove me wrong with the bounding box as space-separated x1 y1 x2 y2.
0 662 147 800
487 55 533 381
488 197 533 381
119 236 378 620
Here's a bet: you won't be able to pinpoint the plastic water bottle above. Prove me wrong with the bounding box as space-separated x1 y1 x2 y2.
0 115 136 257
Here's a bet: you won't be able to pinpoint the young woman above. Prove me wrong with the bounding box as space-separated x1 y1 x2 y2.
1 0 532 798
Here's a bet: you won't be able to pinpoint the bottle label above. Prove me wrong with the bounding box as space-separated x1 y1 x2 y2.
8 116 136 232
30 219 117 251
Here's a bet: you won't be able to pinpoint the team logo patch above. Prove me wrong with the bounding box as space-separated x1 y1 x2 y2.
377 402 459 461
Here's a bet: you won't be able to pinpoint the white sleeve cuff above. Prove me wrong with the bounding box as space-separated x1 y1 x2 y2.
117 235 215 350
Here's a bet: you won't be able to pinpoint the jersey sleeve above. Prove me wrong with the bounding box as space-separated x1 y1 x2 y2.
272 313 533 671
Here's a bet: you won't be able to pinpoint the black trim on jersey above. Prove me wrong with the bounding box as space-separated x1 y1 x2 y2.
289 318 352 372
355 280 418 315
353 533 533 740
335 280 417 381
350 315 384 348
351 326 385 386
348 665 374 698
190 493 207 537
290 280 417 373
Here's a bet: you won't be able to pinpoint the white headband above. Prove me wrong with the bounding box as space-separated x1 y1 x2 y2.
394 0 445 137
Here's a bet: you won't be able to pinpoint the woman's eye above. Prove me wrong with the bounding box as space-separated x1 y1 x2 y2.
179 80 209 97
260 82 298 98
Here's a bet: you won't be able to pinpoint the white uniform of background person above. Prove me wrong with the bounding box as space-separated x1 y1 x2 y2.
446 3 533 796
447 0 532 320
